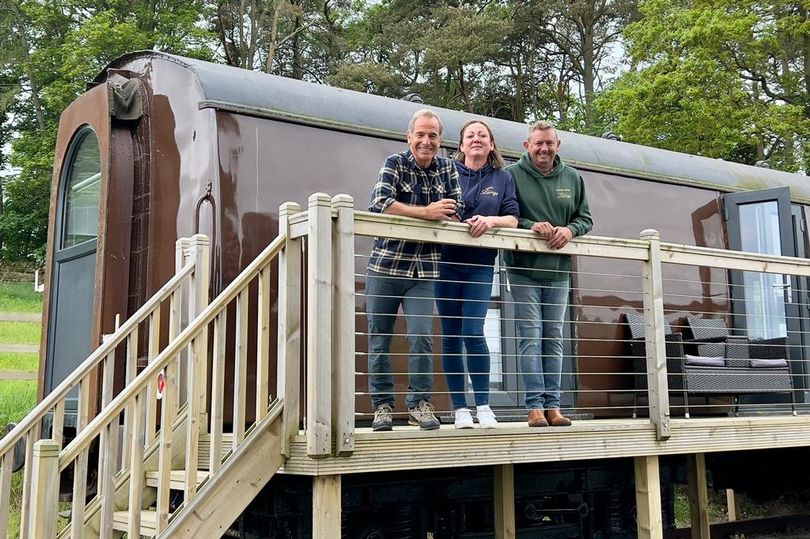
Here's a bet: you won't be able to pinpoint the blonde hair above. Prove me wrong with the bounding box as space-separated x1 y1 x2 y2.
453 119 505 169
527 120 558 141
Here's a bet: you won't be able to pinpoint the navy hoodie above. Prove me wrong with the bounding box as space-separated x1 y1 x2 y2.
441 161 520 266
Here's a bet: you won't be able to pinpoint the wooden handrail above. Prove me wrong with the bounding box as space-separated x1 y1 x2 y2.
0 261 195 457
59 233 286 469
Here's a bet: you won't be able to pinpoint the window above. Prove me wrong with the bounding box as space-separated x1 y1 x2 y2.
62 129 101 249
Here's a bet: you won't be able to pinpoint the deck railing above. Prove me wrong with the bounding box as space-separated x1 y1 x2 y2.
288 193 810 455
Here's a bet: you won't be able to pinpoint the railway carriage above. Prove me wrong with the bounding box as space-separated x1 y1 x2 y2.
31 51 810 537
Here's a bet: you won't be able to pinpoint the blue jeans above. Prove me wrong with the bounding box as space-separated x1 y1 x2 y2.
366 269 435 409
508 271 569 410
435 263 494 409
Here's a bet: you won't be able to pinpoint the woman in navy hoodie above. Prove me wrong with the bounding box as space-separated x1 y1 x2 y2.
437 120 519 429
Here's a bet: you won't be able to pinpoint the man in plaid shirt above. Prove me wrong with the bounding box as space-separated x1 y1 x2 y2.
366 109 463 431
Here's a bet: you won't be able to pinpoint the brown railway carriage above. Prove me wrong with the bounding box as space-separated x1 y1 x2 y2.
32 50 810 538
42 50 810 428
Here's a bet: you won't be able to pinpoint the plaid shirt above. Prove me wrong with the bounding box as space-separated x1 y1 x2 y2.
367 150 463 278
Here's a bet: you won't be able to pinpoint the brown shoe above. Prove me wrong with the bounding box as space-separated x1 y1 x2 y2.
528 409 549 427
547 409 572 427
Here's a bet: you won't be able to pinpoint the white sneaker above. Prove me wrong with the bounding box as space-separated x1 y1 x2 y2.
454 408 474 429
476 405 498 429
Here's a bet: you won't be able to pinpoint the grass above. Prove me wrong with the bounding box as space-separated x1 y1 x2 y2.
0 283 41 538
0 321 41 345
0 282 42 313
0 352 38 372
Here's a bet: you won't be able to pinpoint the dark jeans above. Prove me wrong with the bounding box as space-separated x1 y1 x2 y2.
366 269 434 409
435 262 494 409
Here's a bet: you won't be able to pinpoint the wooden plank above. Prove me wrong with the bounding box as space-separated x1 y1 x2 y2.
18 427 35 539
353 211 651 261
185 234 210 504
640 229 671 439
70 379 90 538
157 358 177 533
256 267 271 421
121 327 138 469
278 202 302 458
661 242 810 276
98 349 119 537
494 464 516 539
0 312 41 322
0 344 38 354
27 440 60 539
634 455 663 539
0 452 13 537
0 370 37 381
726 489 740 522
127 391 145 539
158 401 286 538
312 475 341 539
332 195 355 456
146 309 161 445
687 454 710 539
233 291 249 448
51 400 64 446
280 416 810 476
307 193 333 457
209 311 226 473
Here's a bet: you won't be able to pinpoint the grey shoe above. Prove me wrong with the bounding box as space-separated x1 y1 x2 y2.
408 400 440 430
372 403 393 431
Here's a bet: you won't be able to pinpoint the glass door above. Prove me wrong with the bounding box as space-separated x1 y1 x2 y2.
723 187 806 404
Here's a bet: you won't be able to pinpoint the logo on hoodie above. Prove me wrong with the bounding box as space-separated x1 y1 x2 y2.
556 188 572 200
480 186 499 197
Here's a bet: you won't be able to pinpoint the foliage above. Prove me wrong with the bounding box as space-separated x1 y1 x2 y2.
0 0 217 262
594 0 810 170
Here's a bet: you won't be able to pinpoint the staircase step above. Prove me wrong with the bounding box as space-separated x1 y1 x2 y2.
145 469 209 490
112 509 161 536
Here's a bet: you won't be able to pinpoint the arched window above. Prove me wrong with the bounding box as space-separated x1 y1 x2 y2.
61 128 101 249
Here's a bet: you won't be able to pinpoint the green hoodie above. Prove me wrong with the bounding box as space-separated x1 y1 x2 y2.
504 153 593 282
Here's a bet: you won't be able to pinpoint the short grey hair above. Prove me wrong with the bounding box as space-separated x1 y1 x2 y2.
528 120 558 141
408 109 444 135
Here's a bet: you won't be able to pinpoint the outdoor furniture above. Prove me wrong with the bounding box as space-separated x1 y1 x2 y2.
625 313 796 418
624 312 688 418
683 317 795 412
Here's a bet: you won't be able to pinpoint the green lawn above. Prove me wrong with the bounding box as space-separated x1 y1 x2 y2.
0 352 39 371
0 380 37 433
0 282 43 312
0 321 41 345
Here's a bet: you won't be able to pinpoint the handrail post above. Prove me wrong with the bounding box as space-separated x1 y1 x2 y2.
307 193 333 457
186 233 210 501
28 440 60 539
640 229 671 440
279 202 303 457
332 195 356 456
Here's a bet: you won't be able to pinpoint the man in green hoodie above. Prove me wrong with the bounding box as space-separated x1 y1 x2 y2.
504 120 593 428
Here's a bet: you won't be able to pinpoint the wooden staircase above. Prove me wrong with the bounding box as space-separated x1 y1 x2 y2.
1 222 300 538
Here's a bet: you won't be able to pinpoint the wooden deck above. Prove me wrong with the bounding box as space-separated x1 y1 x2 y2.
279 415 810 475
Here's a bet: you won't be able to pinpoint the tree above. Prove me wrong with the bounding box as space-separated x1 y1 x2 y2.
0 0 217 262
595 0 809 170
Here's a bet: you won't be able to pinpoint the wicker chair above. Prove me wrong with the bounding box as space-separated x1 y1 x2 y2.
683 317 795 414
624 312 688 418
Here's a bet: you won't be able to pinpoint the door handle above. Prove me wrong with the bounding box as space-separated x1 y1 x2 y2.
773 282 792 303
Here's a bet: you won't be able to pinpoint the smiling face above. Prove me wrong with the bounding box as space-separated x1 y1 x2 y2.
460 122 495 165
407 116 442 168
524 127 561 174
